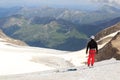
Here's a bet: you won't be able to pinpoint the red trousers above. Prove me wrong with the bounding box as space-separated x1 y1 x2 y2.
87 49 96 66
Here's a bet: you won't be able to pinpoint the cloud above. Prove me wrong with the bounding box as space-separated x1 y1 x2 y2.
90 0 120 5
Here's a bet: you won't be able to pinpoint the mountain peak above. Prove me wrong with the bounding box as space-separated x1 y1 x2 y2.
97 5 120 13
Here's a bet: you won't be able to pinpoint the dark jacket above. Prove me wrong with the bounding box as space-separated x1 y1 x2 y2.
86 39 98 54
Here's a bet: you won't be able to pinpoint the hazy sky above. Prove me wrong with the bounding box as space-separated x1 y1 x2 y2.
0 0 120 9
0 0 92 6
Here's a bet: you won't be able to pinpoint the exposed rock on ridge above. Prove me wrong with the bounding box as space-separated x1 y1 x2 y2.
95 22 120 41
96 32 120 61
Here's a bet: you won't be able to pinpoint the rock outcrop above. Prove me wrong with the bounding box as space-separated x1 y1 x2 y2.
96 32 120 61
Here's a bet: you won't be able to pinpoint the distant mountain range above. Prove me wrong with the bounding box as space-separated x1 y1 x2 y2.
0 15 88 51
0 5 120 51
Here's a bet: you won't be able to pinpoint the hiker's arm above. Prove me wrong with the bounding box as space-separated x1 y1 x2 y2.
96 43 98 54
86 43 89 54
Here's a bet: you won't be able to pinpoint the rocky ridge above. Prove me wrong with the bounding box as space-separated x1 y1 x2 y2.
95 22 120 61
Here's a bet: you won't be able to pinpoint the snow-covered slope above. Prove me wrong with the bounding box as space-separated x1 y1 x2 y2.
0 58 120 80
1 33 120 80
0 37 87 76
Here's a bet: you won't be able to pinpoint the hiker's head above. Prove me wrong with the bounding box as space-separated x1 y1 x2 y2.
90 35 95 39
